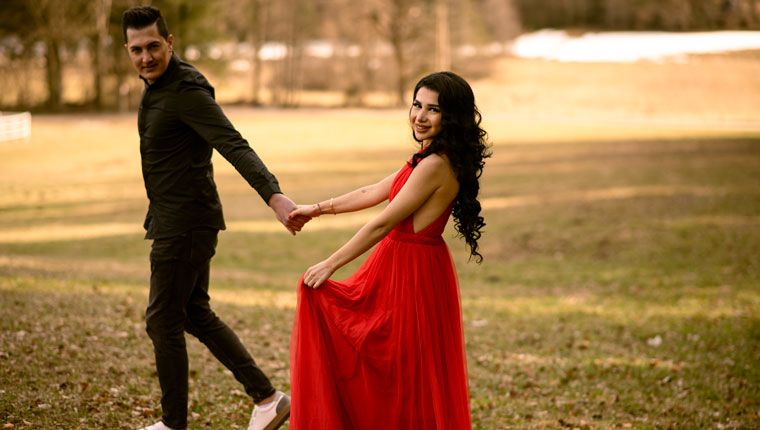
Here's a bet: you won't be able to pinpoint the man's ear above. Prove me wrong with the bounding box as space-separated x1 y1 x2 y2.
167 34 174 51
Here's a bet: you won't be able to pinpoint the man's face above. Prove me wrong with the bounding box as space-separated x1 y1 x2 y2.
125 23 173 84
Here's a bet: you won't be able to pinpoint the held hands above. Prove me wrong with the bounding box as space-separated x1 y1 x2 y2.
269 193 311 235
270 196 337 286
288 204 322 220
288 197 335 219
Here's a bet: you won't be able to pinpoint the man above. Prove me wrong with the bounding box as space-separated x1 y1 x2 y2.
122 6 305 430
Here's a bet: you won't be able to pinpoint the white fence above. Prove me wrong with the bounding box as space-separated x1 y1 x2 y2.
0 111 31 142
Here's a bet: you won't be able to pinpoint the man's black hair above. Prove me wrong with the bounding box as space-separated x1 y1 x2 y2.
122 5 169 43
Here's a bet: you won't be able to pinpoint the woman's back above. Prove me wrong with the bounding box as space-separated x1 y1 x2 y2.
397 153 459 235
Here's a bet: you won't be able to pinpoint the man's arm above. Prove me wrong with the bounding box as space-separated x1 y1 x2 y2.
177 83 308 234
177 84 279 201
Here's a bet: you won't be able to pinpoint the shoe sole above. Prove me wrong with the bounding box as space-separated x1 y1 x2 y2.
263 404 290 430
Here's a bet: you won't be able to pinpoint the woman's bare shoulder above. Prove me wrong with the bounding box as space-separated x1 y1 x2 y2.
416 152 450 169
416 152 456 178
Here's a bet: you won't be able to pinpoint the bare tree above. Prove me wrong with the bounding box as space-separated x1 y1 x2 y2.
92 0 113 109
248 0 267 106
477 0 522 41
2 0 91 110
0 0 36 108
435 0 452 71
266 0 317 107
29 0 67 110
369 0 431 106
223 0 271 105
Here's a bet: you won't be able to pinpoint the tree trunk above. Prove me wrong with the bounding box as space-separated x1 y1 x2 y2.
32 0 67 110
391 34 405 106
390 1 406 106
93 0 112 109
435 0 451 72
45 37 63 110
249 0 264 105
749 0 759 27
272 0 302 107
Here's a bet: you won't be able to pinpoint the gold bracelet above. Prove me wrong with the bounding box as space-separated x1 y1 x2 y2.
316 202 323 215
330 197 336 215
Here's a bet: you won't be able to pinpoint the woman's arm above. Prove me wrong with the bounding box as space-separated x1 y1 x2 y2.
289 168 400 218
302 155 449 288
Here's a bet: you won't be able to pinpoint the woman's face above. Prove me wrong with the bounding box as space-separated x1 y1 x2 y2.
410 87 442 145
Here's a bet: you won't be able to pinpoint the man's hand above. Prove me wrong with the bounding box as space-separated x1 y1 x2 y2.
269 193 310 235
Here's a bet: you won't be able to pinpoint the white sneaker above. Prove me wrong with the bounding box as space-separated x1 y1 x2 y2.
138 421 185 430
247 391 291 430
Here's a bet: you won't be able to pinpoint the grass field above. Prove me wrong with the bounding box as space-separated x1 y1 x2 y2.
1 56 760 429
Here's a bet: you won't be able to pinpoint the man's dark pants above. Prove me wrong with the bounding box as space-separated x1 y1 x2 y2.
146 228 275 429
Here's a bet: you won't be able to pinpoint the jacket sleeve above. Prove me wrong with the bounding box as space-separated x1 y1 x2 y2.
176 82 281 204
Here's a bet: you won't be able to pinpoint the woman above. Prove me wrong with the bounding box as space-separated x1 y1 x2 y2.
288 71 490 429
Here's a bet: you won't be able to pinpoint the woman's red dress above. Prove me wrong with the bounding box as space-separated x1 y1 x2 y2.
289 158 471 429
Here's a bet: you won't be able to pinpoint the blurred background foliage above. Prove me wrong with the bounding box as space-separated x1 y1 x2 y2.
516 0 759 30
0 0 757 111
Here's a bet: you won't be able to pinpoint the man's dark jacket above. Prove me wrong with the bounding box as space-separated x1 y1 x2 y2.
138 54 281 239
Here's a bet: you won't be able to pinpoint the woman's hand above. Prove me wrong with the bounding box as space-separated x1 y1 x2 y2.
302 259 337 289
288 204 322 220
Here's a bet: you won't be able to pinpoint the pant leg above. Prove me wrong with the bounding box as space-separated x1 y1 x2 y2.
146 233 197 429
183 228 276 403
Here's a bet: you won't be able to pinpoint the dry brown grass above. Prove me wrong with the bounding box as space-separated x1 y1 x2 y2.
474 54 760 125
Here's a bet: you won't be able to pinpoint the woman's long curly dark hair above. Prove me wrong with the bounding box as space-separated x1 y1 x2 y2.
408 71 491 263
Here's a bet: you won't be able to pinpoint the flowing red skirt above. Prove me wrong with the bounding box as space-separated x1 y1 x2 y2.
289 228 471 429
